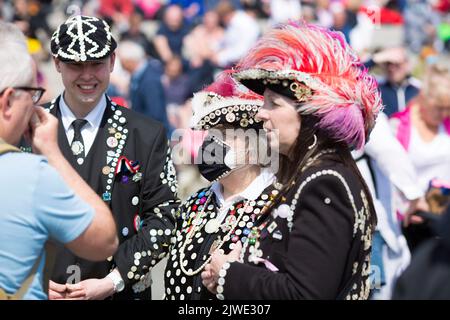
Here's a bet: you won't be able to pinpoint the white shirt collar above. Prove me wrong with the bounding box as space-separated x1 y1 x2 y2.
210 167 276 207
59 93 107 133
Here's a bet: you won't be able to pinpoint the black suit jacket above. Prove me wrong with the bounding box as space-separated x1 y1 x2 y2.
44 95 179 299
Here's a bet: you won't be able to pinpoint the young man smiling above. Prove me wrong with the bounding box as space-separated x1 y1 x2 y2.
44 15 179 300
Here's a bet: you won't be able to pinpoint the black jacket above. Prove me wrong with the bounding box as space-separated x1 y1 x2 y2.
220 152 374 299
164 183 277 300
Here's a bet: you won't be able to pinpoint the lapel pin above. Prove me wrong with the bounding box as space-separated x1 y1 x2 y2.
272 230 283 240
107 137 118 148
102 192 111 201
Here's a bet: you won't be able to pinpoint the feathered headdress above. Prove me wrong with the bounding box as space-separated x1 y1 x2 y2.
190 72 264 130
232 21 383 149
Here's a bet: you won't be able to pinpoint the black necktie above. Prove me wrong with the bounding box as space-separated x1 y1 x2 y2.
71 119 88 164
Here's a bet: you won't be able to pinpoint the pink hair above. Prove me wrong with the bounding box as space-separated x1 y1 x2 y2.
234 22 383 149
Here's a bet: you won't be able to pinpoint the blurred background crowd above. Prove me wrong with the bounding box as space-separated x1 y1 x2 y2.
1 0 449 299
1 0 448 200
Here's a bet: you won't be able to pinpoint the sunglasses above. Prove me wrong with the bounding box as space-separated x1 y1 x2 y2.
0 86 46 104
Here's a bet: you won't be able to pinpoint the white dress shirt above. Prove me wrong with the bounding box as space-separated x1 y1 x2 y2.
59 93 107 156
210 167 276 224
364 112 423 200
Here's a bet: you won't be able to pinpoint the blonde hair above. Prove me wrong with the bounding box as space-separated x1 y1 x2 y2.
422 60 450 104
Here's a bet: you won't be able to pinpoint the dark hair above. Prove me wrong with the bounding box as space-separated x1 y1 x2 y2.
215 0 236 20
275 113 377 229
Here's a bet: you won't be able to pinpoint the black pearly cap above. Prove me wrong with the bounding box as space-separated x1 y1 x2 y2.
50 15 117 63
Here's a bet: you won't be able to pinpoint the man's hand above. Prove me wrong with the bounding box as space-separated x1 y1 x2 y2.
201 241 242 294
64 278 115 300
29 106 61 159
48 280 68 300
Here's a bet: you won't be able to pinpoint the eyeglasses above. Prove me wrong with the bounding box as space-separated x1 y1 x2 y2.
0 86 46 104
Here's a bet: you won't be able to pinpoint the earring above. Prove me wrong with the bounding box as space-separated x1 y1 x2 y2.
308 134 317 150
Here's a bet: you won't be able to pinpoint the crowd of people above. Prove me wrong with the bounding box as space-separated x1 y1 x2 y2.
0 0 449 301
2 1 449 134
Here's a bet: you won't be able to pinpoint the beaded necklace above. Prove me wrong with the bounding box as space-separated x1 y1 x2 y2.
239 150 337 262
238 189 277 263
179 192 251 276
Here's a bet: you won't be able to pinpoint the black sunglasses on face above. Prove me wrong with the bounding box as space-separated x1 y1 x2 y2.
0 86 46 104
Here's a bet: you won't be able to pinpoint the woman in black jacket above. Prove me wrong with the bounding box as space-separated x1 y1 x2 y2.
164 73 278 300
201 22 383 300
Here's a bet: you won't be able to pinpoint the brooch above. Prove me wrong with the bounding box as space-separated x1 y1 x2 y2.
115 156 142 183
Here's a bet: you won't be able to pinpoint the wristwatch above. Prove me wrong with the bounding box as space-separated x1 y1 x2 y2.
107 271 125 293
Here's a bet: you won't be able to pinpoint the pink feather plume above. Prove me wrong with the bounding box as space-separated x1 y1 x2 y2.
234 21 383 149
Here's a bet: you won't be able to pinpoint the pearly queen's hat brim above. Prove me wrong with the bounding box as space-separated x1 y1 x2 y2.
190 91 263 130
51 15 117 63
232 68 318 103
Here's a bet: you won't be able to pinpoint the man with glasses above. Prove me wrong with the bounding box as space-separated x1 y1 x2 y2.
42 15 179 300
0 22 119 300
0 87 46 107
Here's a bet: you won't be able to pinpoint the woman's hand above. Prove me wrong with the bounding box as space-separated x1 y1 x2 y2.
201 263 218 294
201 241 242 294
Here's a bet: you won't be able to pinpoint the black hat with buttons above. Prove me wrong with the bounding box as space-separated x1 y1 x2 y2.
50 15 117 63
